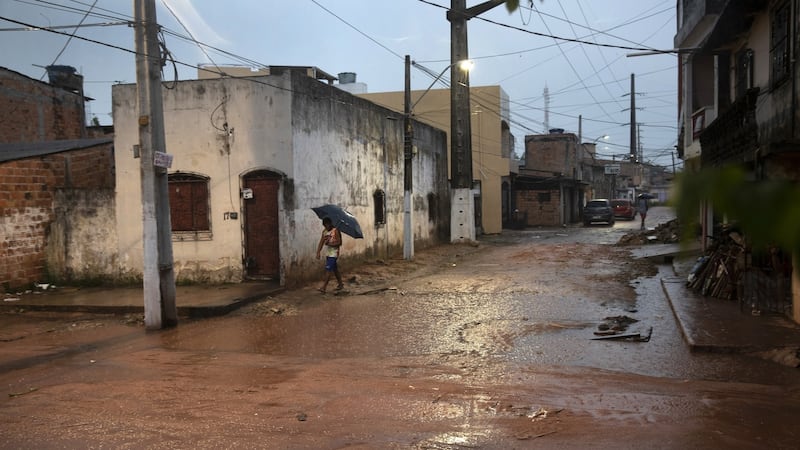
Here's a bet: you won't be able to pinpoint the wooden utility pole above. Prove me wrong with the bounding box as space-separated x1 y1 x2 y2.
447 0 504 243
403 55 414 260
134 0 177 330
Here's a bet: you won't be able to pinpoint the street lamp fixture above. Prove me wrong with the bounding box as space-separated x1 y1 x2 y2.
409 59 474 112
582 134 609 163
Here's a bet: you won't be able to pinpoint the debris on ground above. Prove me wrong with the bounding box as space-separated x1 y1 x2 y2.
592 316 651 342
595 315 638 334
617 219 681 245
592 328 652 342
685 225 792 315
751 347 800 368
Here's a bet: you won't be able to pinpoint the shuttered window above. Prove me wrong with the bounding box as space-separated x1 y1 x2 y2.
168 173 210 232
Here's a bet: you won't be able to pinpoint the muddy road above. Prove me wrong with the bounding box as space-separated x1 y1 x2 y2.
2 207 800 449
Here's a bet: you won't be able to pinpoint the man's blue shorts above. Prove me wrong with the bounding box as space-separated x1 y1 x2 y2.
325 256 338 272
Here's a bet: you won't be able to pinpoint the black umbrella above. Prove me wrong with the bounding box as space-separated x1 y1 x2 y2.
638 193 655 199
312 204 364 239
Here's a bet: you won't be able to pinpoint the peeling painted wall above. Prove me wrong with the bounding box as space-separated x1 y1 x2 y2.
47 189 118 282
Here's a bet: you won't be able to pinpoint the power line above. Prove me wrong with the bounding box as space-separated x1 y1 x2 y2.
40 0 98 80
159 0 221 75
309 0 404 61
415 0 673 53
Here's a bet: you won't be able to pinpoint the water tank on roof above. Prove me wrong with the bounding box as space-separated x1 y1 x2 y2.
338 72 357 84
46 65 83 93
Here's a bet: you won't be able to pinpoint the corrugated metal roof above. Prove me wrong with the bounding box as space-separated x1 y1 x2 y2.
0 138 113 163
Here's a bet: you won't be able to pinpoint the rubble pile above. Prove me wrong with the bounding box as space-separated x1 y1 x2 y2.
617 219 681 245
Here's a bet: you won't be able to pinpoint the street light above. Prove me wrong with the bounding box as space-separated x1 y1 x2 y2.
409 59 473 111
582 134 609 163
403 56 474 259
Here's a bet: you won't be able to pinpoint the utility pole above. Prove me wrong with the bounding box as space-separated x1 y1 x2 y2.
403 55 413 260
447 0 504 243
630 73 636 163
134 0 177 330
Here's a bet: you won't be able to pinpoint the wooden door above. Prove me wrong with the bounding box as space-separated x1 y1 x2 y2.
242 172 280 279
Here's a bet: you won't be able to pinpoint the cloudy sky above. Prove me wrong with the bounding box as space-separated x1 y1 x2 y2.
0 0 679 168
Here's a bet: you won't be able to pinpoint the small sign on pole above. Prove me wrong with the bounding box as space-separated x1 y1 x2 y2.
604 164 620 175
154 151 173 169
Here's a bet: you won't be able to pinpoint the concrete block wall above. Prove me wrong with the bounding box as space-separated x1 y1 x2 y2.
515 189 561 226
0 68 86 142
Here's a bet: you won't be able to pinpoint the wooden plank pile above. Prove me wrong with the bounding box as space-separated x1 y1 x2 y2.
686 229 745 301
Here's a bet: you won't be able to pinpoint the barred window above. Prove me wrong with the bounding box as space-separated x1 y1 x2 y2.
770 2 790 87
373 189 386 225
735 48 753 99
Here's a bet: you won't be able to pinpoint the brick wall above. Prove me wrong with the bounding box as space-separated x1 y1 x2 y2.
0 68 85 142
515 189 562 226
0 144 114 292
523 133 578 176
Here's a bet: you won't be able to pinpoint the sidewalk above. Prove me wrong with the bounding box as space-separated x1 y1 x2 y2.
0 281 282 318
638 243 800 355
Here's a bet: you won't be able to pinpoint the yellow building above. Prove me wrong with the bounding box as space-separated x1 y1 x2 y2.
357 86 514 235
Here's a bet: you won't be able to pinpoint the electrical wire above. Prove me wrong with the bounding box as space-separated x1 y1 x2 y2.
415 0 672 53
39 0 98 80
160 0 223 76
308 0 405 61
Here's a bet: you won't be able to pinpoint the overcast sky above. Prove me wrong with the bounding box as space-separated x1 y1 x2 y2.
0 0 680 168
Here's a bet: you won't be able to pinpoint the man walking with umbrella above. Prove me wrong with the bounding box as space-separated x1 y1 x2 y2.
316 217 344 293
637 193 652 230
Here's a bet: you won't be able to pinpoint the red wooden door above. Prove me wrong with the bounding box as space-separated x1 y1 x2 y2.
243 172 280 279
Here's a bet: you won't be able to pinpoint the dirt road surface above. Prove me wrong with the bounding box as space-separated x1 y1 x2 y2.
2 208 800 449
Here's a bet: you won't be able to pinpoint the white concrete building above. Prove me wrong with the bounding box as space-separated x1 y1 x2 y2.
112 70 449 287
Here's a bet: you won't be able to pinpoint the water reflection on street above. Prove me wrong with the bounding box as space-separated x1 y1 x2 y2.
159 207 800 387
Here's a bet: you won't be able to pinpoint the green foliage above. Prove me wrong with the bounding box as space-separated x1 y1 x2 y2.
674 166 800 254
505 0 520 12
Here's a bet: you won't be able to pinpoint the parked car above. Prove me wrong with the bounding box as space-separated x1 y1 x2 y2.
610 199 637 220
583 199 615 226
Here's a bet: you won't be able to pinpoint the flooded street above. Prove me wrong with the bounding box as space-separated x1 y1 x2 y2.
2 207 800 448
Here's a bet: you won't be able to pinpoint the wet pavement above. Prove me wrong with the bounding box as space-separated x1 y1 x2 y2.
4 207 798 358
3 206 800 448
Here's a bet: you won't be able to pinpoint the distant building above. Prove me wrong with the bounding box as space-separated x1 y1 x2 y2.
197 64 337 84
358 85 515 235
515 130 583 226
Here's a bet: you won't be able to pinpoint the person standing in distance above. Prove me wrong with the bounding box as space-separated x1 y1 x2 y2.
637 196 649 230
316 217 344 293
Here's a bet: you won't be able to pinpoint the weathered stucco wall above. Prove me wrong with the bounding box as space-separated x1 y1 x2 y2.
112 72 449 287
113 76 294 283
47 189 118 283
285 72 449 286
